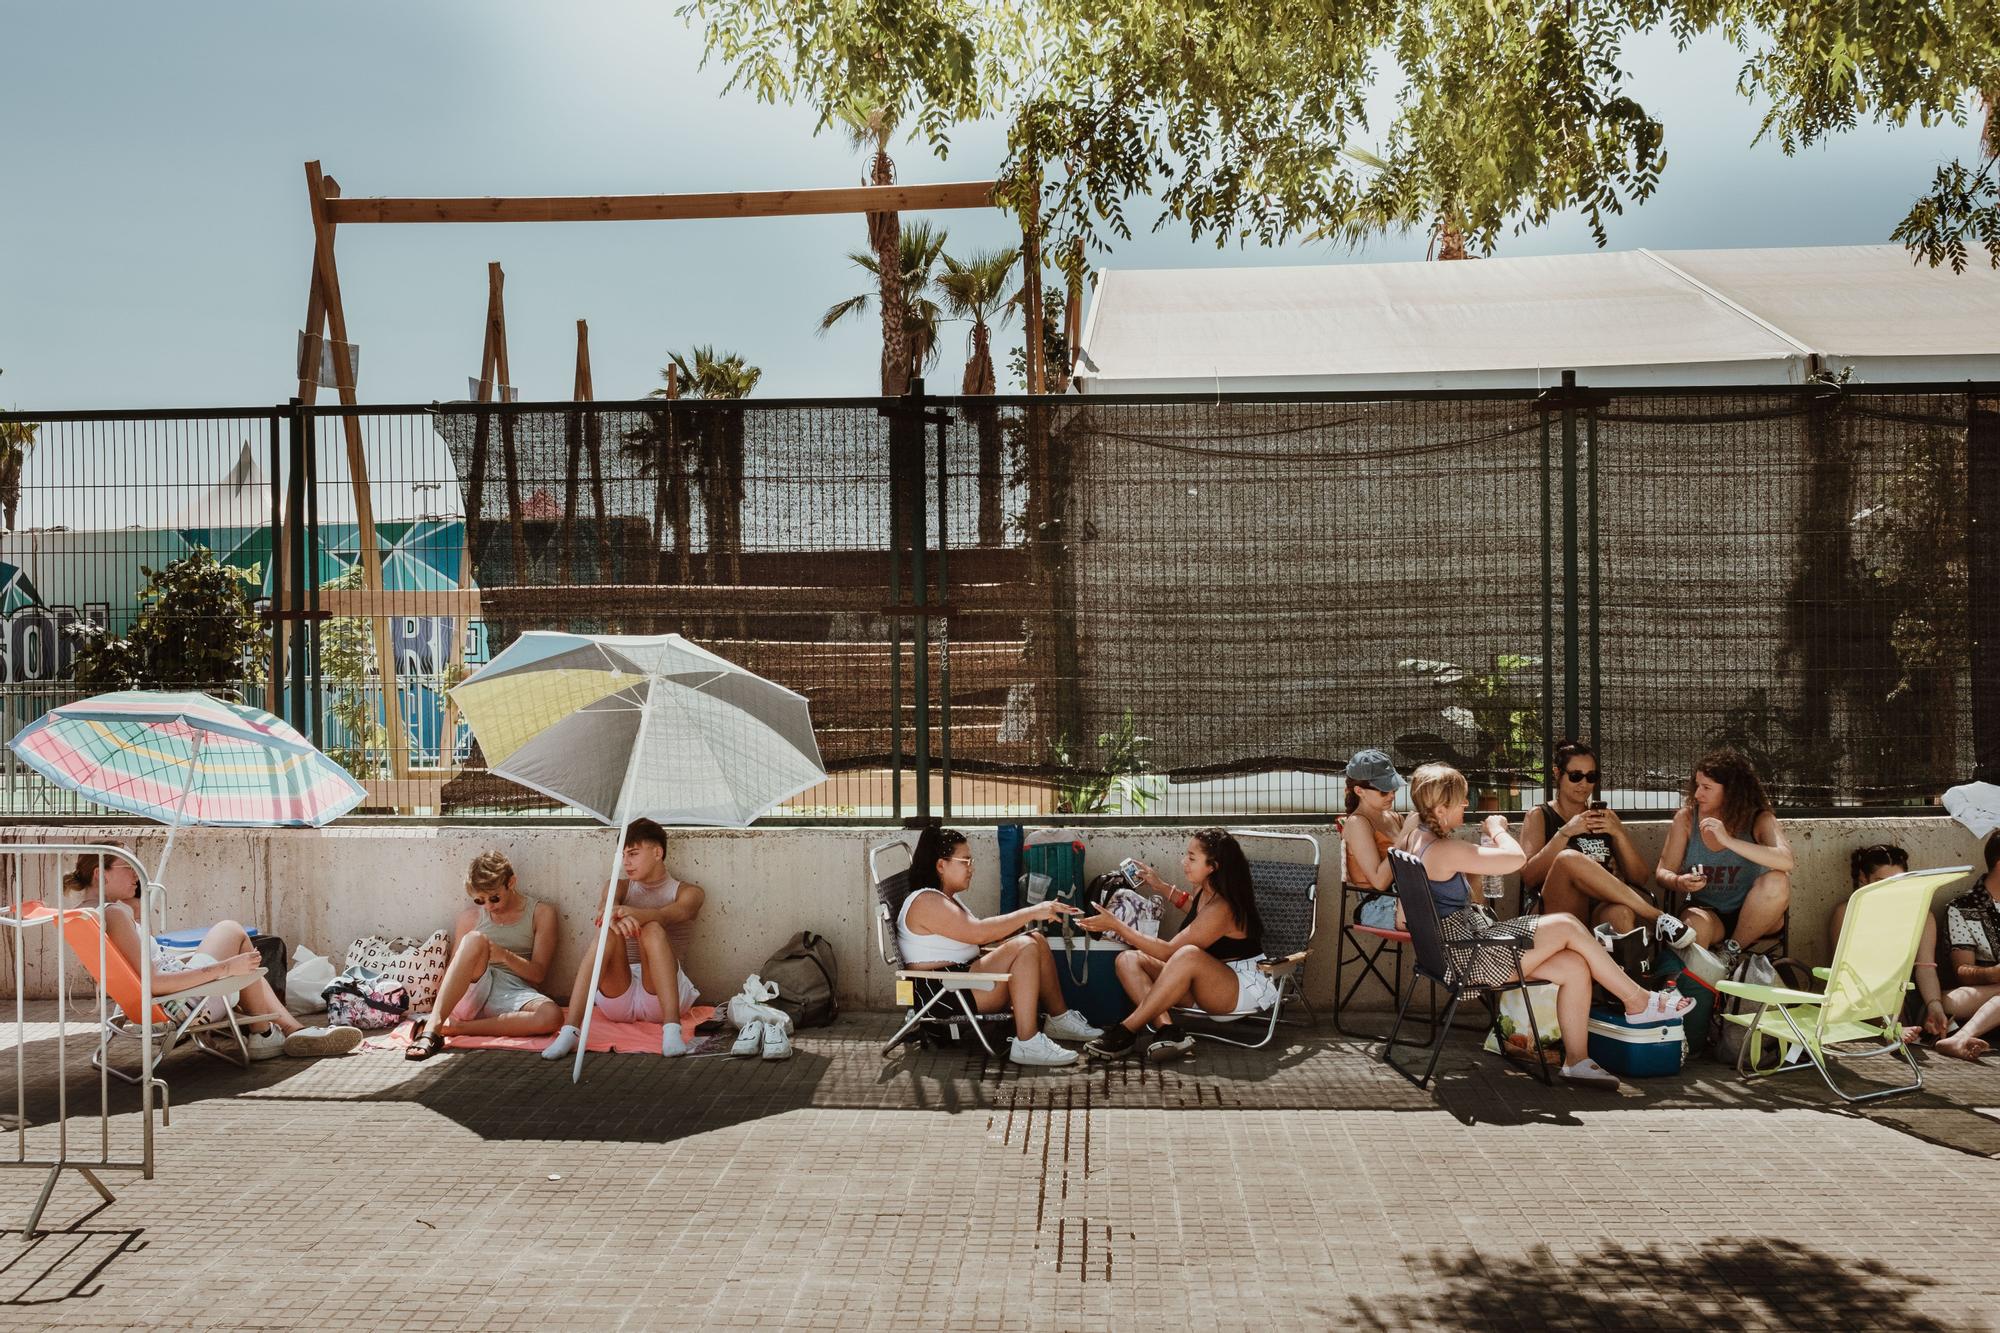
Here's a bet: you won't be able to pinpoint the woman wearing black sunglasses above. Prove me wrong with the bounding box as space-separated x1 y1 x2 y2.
1518 741 1695 947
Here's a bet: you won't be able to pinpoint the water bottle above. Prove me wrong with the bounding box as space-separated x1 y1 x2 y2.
1478 833 1506 912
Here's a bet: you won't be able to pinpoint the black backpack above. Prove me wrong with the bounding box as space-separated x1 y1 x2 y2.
761 931 839 1028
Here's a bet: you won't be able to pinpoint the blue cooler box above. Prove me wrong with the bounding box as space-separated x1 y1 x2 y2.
1052 937 1136 1029
1586 1004 1684 1077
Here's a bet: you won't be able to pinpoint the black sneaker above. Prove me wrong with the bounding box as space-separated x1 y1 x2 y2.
1145 1033 1195 1062
1653 913 1695 950
1083 1025 1139 1060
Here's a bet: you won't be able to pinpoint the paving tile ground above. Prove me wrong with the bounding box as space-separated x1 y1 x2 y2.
3 1004 1997 1330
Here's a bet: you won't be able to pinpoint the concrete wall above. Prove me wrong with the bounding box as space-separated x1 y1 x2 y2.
0 817 1984 1010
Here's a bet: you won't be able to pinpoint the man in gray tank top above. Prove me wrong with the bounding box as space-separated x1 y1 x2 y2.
543 818 707 1060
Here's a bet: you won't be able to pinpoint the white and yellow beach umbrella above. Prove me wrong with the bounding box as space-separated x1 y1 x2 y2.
449 631 826 1081
449 631 825 827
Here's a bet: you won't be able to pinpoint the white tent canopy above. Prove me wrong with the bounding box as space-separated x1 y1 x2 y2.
1074 244 2000 393
168 440 268 529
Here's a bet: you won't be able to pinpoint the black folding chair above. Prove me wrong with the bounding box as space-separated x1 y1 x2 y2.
869 835 1014 1057
1382 849 1553 1089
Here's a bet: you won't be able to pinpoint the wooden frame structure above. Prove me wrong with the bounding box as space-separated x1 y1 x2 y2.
295 159 1021 808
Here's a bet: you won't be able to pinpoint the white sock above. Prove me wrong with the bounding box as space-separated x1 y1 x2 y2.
541 1025 580 1060
661 1024 688 1058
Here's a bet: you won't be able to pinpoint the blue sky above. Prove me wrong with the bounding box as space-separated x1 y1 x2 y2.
0 2 1982 409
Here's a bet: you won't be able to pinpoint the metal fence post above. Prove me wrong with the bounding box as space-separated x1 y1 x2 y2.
1560 370 1581 745
1539 405 1555 801
934 406 952 819
286 400 310 735
1586 401 1601 749
303 405 324 749
907 379 931 819
1970 389 2000 781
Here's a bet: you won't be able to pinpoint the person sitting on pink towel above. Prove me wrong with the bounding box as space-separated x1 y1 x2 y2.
542 818 706 1061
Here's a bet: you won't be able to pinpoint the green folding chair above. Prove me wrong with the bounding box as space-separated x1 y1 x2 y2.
1717 865 1970 1103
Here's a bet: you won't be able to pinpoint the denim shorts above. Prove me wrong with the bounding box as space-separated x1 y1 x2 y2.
1356 891 1398 929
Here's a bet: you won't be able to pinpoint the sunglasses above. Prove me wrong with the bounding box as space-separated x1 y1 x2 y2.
946 856 975 867
469 892 506 906
1562 769 1600 785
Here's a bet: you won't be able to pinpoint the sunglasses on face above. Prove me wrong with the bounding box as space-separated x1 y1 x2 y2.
946 856 975 867
1562 769 1600 785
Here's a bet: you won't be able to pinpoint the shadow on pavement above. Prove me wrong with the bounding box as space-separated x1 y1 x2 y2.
1352 1238 1947 1332
0 1218 146 1307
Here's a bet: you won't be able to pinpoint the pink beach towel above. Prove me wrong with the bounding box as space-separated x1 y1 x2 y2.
369 1004 717 1055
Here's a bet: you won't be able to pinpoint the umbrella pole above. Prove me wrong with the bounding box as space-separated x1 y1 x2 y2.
572 699 651 1085
152 734 205 908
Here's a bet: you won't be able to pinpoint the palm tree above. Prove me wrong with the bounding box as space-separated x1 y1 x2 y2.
654 346 762 401
834 100 910 395
640 347 761 592
820 220 948 389
0 370 33 532
937 246 1020 545
0 418 34 533
1317 147 1474 260
937 246 1021 394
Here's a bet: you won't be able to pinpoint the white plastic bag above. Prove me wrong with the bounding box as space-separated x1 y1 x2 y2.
726 973 791 1035
285 946 337 1015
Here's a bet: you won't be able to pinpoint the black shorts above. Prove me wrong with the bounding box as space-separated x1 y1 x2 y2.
1686 898 1745 938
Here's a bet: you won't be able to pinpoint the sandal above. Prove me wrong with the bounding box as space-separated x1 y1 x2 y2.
1559 1057 1621 1089
1626 990 1695 1023
405 1029 447 1061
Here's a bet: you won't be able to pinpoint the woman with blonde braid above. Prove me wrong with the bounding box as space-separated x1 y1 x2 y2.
1397 763 1693 1089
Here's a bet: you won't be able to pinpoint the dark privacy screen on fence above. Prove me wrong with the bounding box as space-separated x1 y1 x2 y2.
429 383 1994 815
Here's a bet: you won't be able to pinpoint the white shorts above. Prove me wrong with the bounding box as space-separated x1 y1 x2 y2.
450 968 552 1022
1224 957 1281 1016
152 950 218 1023
595 962 698 1022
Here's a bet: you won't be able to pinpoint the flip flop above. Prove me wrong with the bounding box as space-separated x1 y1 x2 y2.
404 1030 446 1061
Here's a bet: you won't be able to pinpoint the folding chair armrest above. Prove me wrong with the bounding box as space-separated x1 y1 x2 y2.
158 968 267 1002
1807 965 1910 992
1462 935 1528 957
897 969 1007 990
1258 951 1308 975
1715 980 1821 1005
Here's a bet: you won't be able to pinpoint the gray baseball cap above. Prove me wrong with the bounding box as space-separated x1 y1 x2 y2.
1345 748 1406 791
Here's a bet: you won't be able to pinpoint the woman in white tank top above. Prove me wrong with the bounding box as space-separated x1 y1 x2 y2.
896 825 1105 1066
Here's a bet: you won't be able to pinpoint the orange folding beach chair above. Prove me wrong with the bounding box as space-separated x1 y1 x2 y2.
20 900 278 1110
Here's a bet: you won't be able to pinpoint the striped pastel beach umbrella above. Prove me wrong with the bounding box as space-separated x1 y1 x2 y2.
450 632 826 1081
8 690 365 885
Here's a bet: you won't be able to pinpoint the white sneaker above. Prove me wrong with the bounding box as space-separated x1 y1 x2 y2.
1008 1032 1079 1067
1145 1032 1196 1062
760 1023 793 1061
729 1021 764 1057
541 1025 580 1060
661 1024 689 1058
283 1024 363 1058
243 1025 288 1062
1043 1010 1102 1042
